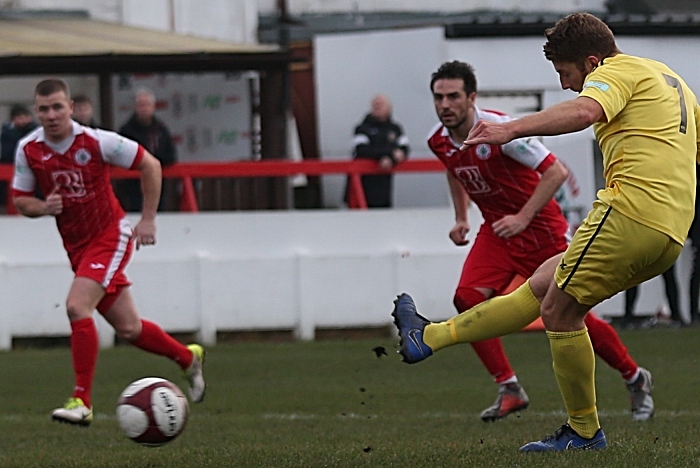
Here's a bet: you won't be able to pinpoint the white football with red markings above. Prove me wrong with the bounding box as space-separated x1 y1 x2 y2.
116 377 189 447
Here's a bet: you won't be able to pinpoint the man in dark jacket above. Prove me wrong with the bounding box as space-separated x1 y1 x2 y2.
0 104 38 207
118 87 177 211
1 104 38 164
348 94 409 208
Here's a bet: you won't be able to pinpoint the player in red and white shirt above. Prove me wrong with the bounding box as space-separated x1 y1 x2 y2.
425 61 653 421
12 78 206 426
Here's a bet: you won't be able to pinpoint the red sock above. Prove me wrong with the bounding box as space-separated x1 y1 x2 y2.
586 313 638 380
470 338 516 384
70 318 98 408
131 320 193 370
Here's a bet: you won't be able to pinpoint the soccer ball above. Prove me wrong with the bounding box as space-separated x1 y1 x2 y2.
116 377 189 447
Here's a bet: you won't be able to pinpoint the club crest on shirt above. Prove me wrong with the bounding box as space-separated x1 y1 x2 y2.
74 148 91 166
476 144 491 160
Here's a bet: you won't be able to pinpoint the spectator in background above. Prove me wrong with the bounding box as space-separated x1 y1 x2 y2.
623 268 682 328
1 104 37 164
118 87 177 211
0 104 38 207
347 94 409 208
72 94 99 128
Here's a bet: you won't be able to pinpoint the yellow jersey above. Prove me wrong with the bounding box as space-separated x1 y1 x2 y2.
580 53 700 245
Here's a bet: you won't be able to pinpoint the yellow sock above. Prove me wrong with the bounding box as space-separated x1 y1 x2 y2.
423 281 541 351
547 327 600 439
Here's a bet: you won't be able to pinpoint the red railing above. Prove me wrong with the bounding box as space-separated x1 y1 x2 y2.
0 159 446 214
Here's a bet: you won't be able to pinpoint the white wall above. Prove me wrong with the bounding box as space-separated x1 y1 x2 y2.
0 208 483 350
2 207 694 351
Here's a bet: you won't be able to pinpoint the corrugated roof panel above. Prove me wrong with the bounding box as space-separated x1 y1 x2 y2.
0 18 280 56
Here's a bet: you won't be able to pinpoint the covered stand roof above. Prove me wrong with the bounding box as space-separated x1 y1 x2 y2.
0 14 288 74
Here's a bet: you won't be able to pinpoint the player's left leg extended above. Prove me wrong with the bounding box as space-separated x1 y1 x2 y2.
392 254 559 363
393 280 544 364
393 283 542 363
99 287 206 403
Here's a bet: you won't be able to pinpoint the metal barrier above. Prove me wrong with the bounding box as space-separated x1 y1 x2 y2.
0 159 446 214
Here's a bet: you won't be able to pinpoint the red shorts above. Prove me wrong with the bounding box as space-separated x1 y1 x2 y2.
68 219 133 312
457 225 567 295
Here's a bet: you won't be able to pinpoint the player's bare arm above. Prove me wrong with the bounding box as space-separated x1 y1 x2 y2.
446 170 470 246
132 151 162 249
462 97 604 149
493 159 569 238
14 187 62 218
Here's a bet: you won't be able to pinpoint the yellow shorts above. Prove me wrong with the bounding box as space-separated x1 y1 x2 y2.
554 200 682 306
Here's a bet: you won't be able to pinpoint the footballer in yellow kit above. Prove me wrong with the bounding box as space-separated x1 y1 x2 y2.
555 53 700 305
391 12 700 452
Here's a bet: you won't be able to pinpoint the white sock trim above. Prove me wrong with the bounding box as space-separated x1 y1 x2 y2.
625 368 641 385
499 375 518 386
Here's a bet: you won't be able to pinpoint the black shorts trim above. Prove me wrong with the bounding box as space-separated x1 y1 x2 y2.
561 206 613 290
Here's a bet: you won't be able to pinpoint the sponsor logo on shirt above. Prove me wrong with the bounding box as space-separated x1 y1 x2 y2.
583 81 610 92
454 166 491 194
89 263 106 269
74 149 91 166
52 170 86 197
476 144 491 160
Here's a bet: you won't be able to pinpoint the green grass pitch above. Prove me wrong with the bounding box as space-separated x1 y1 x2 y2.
0 326 698 467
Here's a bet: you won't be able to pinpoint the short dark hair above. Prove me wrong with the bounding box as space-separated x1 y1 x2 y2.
9 104 31 119
430 61 477 95
543 12 619 64
35 78 70 99
72 94 92 105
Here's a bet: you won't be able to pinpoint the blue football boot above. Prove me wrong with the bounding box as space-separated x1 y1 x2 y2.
391 293 433 363
520 424 607 452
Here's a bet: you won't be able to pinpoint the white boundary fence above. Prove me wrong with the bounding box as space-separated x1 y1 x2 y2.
0 206 685 350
